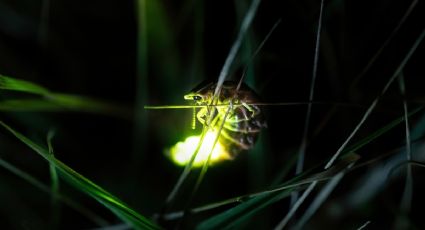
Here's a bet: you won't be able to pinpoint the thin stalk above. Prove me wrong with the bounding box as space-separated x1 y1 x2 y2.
291 0 325 207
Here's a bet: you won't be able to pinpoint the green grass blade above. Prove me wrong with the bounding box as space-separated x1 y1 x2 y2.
0 156 109 226
196 190 292 230
0 120 161 230
0 75 132 119
0 74 50 95
46 129 60 229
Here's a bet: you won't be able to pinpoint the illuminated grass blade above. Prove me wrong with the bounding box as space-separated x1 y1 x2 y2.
0 75 50 94
0 75 131 119
0 121 161 230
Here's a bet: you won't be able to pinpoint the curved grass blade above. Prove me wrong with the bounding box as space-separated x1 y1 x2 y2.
0 75 50 95
46 129 60 229
0 121 161 230
0 75 132 119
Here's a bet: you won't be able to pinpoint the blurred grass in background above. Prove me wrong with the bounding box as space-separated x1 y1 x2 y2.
0 0 424 229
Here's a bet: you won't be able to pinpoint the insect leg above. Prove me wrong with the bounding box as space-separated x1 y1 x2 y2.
242 102 260 118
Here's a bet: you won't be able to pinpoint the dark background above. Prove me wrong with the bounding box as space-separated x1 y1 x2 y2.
0 0 424 229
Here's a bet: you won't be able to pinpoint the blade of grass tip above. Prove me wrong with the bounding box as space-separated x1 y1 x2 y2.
0 121 160 230
394 72 413 229
349 0 418 92
47 93 133 120
0 156 110 227
47 129 60 229
325 26 425 170
0 74 50 95
212 0 260 98
0 75 132 119
291 0 325 207
293 161 357 230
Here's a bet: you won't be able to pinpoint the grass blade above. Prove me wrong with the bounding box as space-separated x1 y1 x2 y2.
0 75 132 119
325 26 425 169
0 157 109 226
0 74 50 95
394 72 413 229
213 0 260 97
47 129 60 229
293 162 356 229
196 105 421 228
349 0 418 91
292 0 325 206
0 120 161 230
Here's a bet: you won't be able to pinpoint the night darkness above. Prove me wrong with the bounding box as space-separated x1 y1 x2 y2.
0 0 425 229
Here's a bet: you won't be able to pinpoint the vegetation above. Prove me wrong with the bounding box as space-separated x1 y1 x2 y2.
0 0 424 229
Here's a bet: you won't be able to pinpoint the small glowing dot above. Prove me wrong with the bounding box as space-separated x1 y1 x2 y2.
168 130 231 167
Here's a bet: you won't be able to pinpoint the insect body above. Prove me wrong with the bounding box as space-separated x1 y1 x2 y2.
184 81 267 157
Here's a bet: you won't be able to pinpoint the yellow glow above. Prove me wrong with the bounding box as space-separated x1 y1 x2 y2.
168 130 231 167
